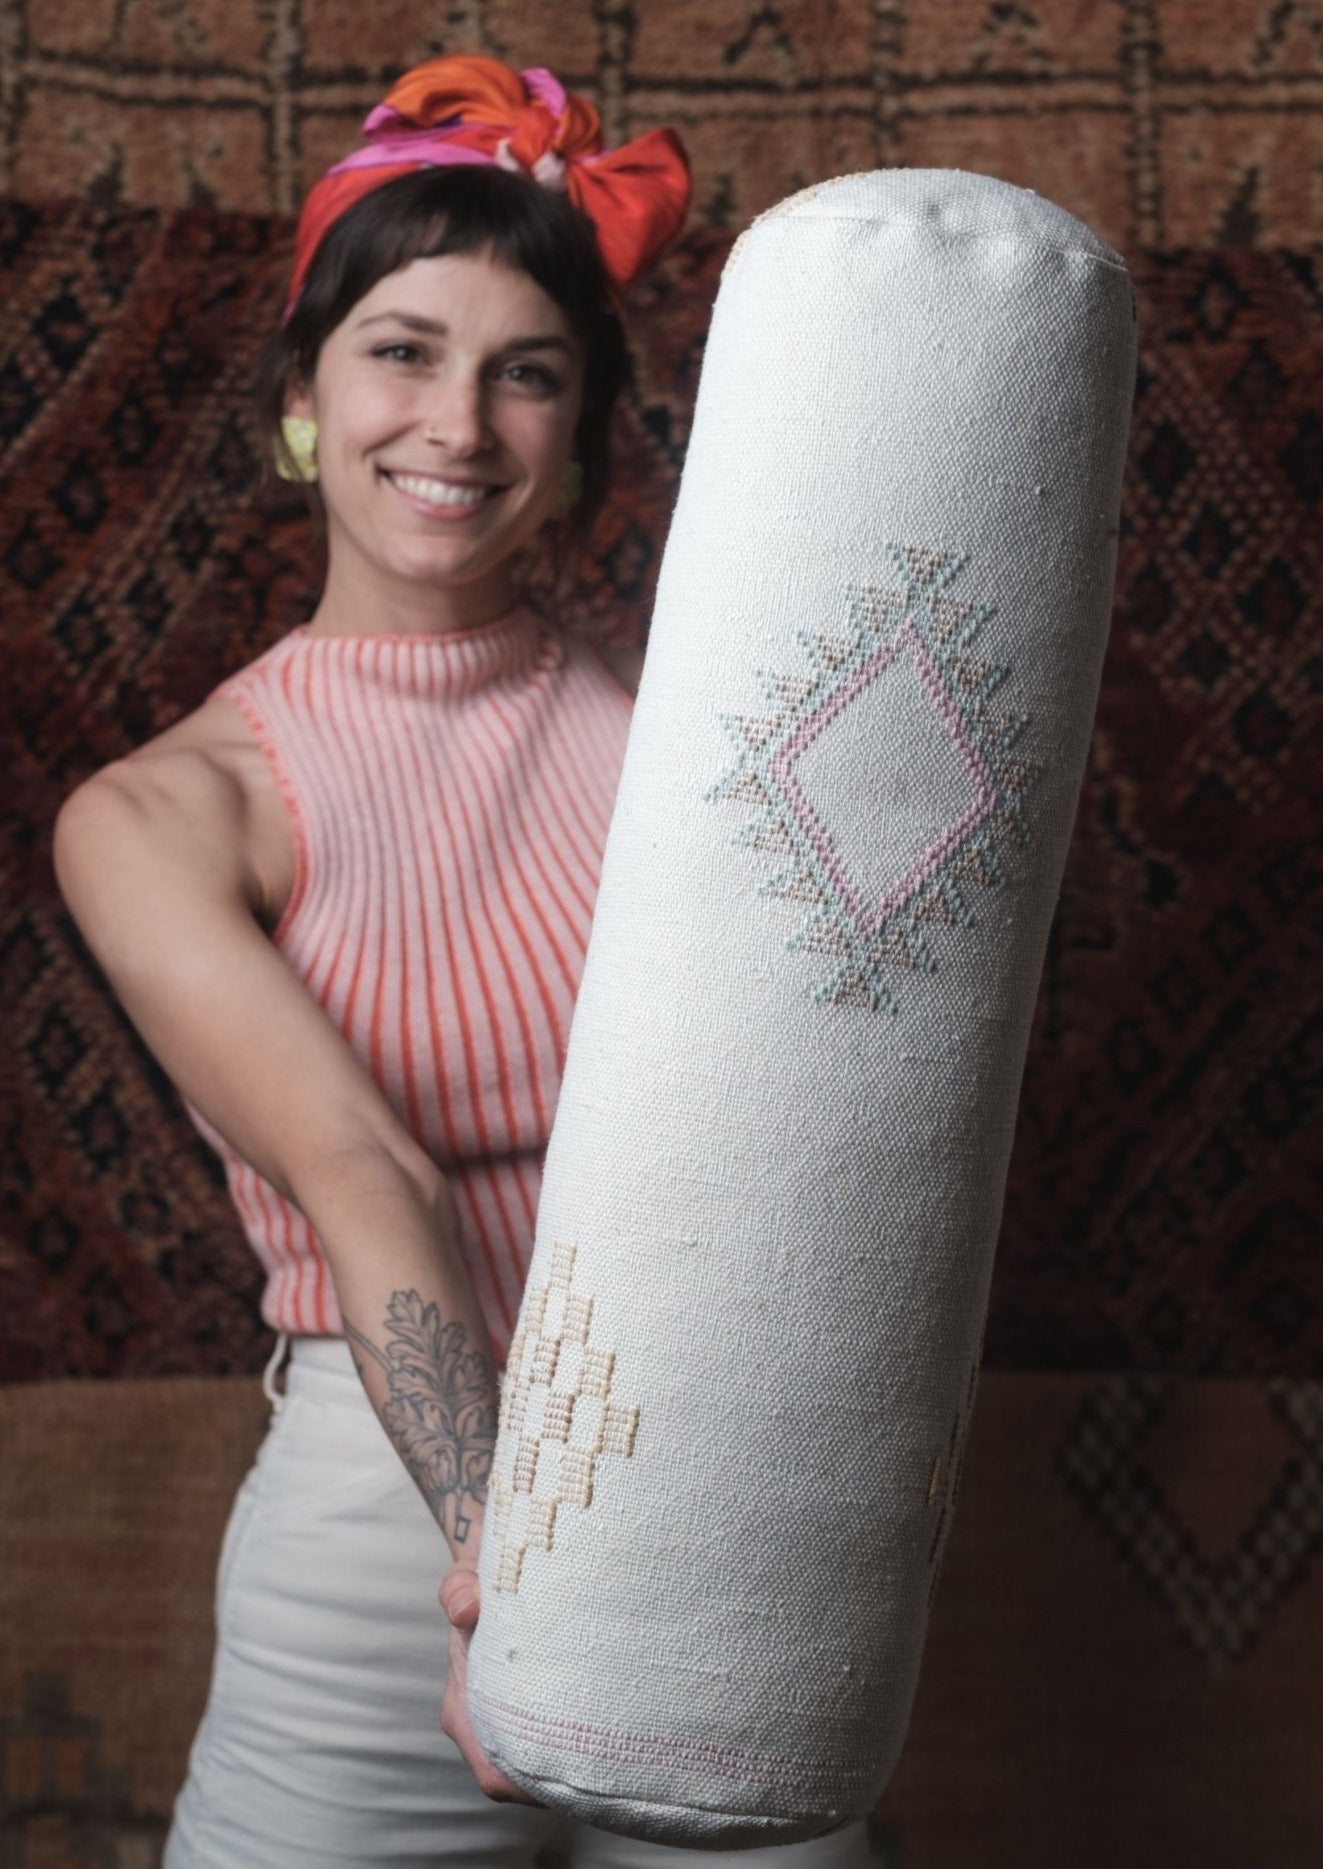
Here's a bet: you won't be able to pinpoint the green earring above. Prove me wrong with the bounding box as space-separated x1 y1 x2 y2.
551 458 583 520
277 415 319 483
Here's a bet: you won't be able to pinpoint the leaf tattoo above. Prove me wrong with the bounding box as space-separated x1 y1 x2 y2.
346 1290 498 1544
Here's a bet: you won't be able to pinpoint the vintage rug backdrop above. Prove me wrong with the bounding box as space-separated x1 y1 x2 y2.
1 3 1320 1867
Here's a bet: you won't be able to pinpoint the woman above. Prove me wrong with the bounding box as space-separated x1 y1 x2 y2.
53 55 880 1869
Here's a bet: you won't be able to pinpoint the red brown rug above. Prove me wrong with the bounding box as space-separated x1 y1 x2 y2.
3 1370 1321 1868
2 0 1320 248
1 201 1318 1382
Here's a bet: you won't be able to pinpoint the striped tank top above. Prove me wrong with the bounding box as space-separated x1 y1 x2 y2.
182 602 634 1366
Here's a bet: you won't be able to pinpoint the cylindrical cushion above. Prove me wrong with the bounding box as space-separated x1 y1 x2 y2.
467 168 1137 1849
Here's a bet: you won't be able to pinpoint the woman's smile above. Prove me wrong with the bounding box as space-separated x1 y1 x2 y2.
381 468 507 516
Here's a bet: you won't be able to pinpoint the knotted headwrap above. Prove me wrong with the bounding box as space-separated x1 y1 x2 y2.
285 55 692 316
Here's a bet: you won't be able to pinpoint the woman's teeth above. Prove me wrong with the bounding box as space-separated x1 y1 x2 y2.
391 473 495 508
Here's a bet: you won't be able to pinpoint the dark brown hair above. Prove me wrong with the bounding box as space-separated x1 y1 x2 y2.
259 164 632 557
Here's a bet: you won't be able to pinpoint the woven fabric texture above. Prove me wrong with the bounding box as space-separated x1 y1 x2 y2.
2 0 1321 249
464 170 1136 1846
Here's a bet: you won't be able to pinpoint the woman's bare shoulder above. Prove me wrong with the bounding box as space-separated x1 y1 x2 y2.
53 689 293 927
59 691 266 836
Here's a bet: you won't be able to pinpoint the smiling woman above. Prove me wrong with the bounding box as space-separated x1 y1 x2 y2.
261 156 639 642
40 53 859 1869
283 245 588 633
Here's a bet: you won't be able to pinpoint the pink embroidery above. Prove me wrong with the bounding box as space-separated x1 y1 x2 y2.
468 1686 874 1792
706 543 1039 1015
769 615 1000 941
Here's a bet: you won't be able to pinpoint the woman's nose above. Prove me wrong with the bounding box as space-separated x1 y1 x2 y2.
422 373 492 455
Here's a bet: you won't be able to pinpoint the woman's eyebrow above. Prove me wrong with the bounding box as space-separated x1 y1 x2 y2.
356 311 575 352
357 312 446 334
501 335 577 353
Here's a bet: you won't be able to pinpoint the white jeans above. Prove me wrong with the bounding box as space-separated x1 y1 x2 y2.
164 1335 881 1869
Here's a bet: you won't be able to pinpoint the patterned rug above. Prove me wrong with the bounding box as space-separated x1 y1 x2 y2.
0 199 1319 1381
1 0 1321 247
4 1369 1321 1869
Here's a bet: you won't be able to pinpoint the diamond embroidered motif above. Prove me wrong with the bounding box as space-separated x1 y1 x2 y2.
489 1240 640 1593
705 543 1040 1015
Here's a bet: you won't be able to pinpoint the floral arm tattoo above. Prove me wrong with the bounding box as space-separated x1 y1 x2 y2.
344 1290 499 1548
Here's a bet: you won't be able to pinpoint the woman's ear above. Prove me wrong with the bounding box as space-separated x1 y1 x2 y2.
283 380 315 421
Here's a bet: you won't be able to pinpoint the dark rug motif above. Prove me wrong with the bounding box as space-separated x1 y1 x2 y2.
0 1671 168 1866
1057 1375 1323 1668
3 0 1322 249
995 248 1322 1375
0 199 1318 1378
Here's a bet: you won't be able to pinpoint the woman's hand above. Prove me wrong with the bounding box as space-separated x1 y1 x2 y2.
439 1564 544 1804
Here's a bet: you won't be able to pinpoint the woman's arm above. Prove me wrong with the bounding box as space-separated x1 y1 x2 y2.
52 723 498 1565
54 719 545 1803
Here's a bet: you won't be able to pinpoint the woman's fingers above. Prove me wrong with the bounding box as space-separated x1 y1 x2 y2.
439 1563 480 1631
439 1568 545 1805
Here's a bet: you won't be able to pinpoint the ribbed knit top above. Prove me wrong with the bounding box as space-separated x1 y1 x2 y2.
181 602 635 1366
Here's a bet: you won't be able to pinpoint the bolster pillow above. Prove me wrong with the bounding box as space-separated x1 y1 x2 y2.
467 167 1137 1849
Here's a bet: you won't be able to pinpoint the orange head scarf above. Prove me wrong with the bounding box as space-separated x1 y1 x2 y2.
286 55 692 316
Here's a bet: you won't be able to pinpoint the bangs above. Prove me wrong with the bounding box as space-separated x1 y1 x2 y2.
284 168 608 382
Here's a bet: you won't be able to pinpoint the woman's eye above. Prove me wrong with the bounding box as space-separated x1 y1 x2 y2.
372 342 423 364
502 361 561 392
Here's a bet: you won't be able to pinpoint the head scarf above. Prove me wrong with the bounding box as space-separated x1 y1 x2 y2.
286 55 692 316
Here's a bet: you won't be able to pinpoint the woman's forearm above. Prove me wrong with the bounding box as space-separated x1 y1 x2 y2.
52 751 504 1566
290 1144 501 1563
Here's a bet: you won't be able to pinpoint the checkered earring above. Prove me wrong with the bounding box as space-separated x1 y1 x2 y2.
277 415 319 483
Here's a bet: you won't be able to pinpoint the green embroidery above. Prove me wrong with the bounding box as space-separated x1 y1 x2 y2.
705 543 1040 1014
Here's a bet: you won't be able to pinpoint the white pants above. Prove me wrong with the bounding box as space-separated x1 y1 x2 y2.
164 1335 882 1869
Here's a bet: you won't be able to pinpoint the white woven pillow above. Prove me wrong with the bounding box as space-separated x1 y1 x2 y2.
467 167 1137 1849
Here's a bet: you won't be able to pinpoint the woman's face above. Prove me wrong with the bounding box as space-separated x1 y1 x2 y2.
287 247 585 615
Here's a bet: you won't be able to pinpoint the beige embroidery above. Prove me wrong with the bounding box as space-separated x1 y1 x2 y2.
489 1240 641 1594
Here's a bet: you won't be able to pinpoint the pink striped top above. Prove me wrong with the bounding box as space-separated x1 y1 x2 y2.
182 602 634 1366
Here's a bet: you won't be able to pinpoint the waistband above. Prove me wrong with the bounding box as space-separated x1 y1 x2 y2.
289 1333 358 1374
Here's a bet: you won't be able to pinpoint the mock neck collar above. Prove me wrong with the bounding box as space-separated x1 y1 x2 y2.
285 602 547 700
